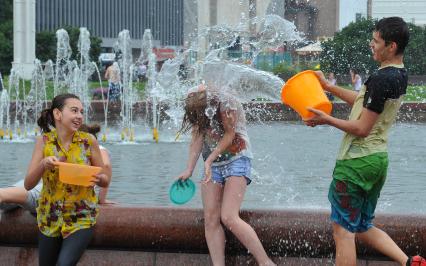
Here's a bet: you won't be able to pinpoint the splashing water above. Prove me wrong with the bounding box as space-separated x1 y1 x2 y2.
116 30 137 139
74 27 96 121
54 29 73 96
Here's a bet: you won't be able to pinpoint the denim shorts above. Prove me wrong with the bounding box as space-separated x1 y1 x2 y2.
207 156 252 185
24 184 42 214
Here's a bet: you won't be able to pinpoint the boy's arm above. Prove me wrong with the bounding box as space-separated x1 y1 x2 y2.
315 71 358 106
305 107 379 137
104 68 110 80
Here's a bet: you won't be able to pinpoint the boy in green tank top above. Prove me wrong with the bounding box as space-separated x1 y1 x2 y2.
305 17 425 266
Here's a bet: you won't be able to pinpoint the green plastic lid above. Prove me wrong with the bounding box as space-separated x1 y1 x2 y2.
169 179 196 205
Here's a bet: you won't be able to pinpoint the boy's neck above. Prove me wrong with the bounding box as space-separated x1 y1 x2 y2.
380 54 404 68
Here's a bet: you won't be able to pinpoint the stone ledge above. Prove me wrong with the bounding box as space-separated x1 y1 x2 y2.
0 207 425 263
0 247 400 265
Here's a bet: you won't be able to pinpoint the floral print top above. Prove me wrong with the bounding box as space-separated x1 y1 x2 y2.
36 130 99 238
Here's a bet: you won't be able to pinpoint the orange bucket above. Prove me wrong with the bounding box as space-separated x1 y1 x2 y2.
55 162 101 187
281 70 332 119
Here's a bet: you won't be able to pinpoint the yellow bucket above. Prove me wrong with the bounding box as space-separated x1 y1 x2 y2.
281 70 332 119
55 162 101 187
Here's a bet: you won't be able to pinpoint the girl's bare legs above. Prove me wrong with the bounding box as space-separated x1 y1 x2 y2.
201 182 225 266
0 187 28 205
221 176 275 266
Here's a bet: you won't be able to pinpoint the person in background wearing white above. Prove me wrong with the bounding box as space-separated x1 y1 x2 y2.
350 69 362 92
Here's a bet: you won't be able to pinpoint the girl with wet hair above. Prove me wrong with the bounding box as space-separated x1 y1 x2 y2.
177 86 275 266
24 93 110 266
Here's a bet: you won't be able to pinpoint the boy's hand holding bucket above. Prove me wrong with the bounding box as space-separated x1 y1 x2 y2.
314 71 333 91
304 107 330 127
281 70 332 120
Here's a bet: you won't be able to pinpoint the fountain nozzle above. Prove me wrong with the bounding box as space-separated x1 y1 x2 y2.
153 128 159 143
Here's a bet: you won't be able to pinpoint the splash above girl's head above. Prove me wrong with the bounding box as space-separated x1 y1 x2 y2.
37 93 82 133
180 84 219 135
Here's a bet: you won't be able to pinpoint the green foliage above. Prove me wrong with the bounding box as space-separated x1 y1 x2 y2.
36 31 57 62
272 62 319 81
36 26 102 63
3 75 147 100
404 24 426 75
320 18 426 75
320 18 377 75
0 0 13 21
0 0 102 74
404 85 426 102
272 63 298 81
256 61 274 72
0 21 13 75
0 0 13 75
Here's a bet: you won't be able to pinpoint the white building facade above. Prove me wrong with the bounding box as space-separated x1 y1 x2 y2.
370 0 426 26
339 0 368 30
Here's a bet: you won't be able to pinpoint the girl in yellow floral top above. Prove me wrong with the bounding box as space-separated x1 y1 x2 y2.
24 93 110 266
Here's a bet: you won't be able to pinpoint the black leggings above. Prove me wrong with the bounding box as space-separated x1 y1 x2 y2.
38 227 94 266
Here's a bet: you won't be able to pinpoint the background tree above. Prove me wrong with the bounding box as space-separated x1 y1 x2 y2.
36 26 102 64
0 0 102 75
319 18 376 76
0 0 13 75
404 24 426 75
320 18 426 76
35 31 57 62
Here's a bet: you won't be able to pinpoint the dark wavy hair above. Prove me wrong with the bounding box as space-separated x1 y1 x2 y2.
37 93 80 133
375 17 409 55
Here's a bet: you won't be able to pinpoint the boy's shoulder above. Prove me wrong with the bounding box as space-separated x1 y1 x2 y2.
370 66 407 82
366 66 407 94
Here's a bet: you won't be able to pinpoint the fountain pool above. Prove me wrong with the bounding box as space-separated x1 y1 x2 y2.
1 121 424 214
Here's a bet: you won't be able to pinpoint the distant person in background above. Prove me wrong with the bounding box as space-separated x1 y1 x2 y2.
328 72 337 86
350 69 362 92
138 63 147 82
105 62 121 102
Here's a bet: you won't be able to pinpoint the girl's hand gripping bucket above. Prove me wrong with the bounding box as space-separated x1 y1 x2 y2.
281 70 332 119
55 162 101 187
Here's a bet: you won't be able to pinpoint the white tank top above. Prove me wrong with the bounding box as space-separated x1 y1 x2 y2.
354 75 362 91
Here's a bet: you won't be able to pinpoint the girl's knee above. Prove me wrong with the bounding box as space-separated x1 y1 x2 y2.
204 213 221 230
220 212 240 228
